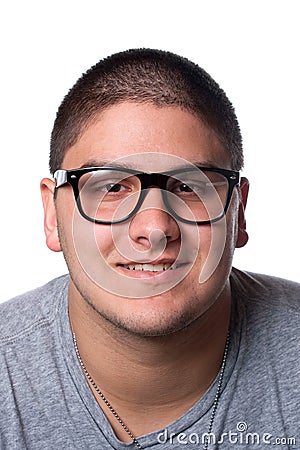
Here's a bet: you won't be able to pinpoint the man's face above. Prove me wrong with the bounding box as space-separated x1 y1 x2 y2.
42 102 248 336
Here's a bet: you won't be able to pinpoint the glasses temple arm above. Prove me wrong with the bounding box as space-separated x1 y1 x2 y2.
54 169 68 188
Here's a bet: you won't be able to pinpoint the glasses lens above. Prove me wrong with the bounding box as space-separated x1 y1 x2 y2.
166 170 229 222
78 170 141 222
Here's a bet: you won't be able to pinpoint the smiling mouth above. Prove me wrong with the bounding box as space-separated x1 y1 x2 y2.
118 262 189 272
121 263 174 272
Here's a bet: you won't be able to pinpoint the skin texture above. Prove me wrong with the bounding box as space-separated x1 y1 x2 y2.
41 102 249 440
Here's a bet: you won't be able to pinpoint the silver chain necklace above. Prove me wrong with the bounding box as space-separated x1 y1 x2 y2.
73 332 230 450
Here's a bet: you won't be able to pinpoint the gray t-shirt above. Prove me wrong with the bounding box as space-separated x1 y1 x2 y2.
0 268 299 449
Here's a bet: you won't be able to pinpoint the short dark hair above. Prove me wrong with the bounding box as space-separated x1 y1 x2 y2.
49 49 243 174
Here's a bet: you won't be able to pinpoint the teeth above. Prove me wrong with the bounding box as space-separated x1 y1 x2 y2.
124 263 174 272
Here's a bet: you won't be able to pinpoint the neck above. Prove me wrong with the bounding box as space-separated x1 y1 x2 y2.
68 282 231 439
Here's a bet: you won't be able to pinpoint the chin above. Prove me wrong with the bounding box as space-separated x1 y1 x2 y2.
98 297 207 338
107 317 194 338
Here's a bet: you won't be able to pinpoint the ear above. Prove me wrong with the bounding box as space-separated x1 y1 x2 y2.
235 177 249 248
40 178 62 252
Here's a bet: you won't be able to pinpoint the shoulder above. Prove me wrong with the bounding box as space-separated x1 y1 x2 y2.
0 275 69 346
230 267 300 311
230 268 300 353
229 271 299 432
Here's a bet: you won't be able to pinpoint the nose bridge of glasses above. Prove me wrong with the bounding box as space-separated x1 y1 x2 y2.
138 172 168 190
138 186 168 213
133 173 173 217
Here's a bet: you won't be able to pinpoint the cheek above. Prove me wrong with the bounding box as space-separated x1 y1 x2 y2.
198 225 223 283
94 225 115 257
191 212 237 284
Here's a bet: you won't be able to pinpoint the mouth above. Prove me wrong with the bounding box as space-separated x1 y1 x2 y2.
121 262 175 272
116 261 191 279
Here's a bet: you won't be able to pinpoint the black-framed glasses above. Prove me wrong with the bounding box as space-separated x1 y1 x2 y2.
54 166 240 225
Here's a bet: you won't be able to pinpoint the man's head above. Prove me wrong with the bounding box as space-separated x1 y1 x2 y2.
49 48 243 175
41 49 248 337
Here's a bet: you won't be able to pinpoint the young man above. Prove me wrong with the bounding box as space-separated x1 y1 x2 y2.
1 49 299 449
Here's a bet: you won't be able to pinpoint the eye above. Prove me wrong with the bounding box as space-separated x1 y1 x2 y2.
102 183 127 193
172 182 207 195
179 183 200 192
88 180 131 194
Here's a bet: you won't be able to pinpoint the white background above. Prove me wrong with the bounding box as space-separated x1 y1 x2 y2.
1 0 299 303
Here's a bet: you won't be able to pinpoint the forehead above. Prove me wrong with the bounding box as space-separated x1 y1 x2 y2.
61 102 231 171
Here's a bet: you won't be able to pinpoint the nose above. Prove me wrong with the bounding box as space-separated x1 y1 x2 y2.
128 188 180 249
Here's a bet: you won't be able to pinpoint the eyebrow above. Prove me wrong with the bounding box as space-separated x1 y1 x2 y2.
79 158 223 170
78 159 136 169
188 160 222 169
